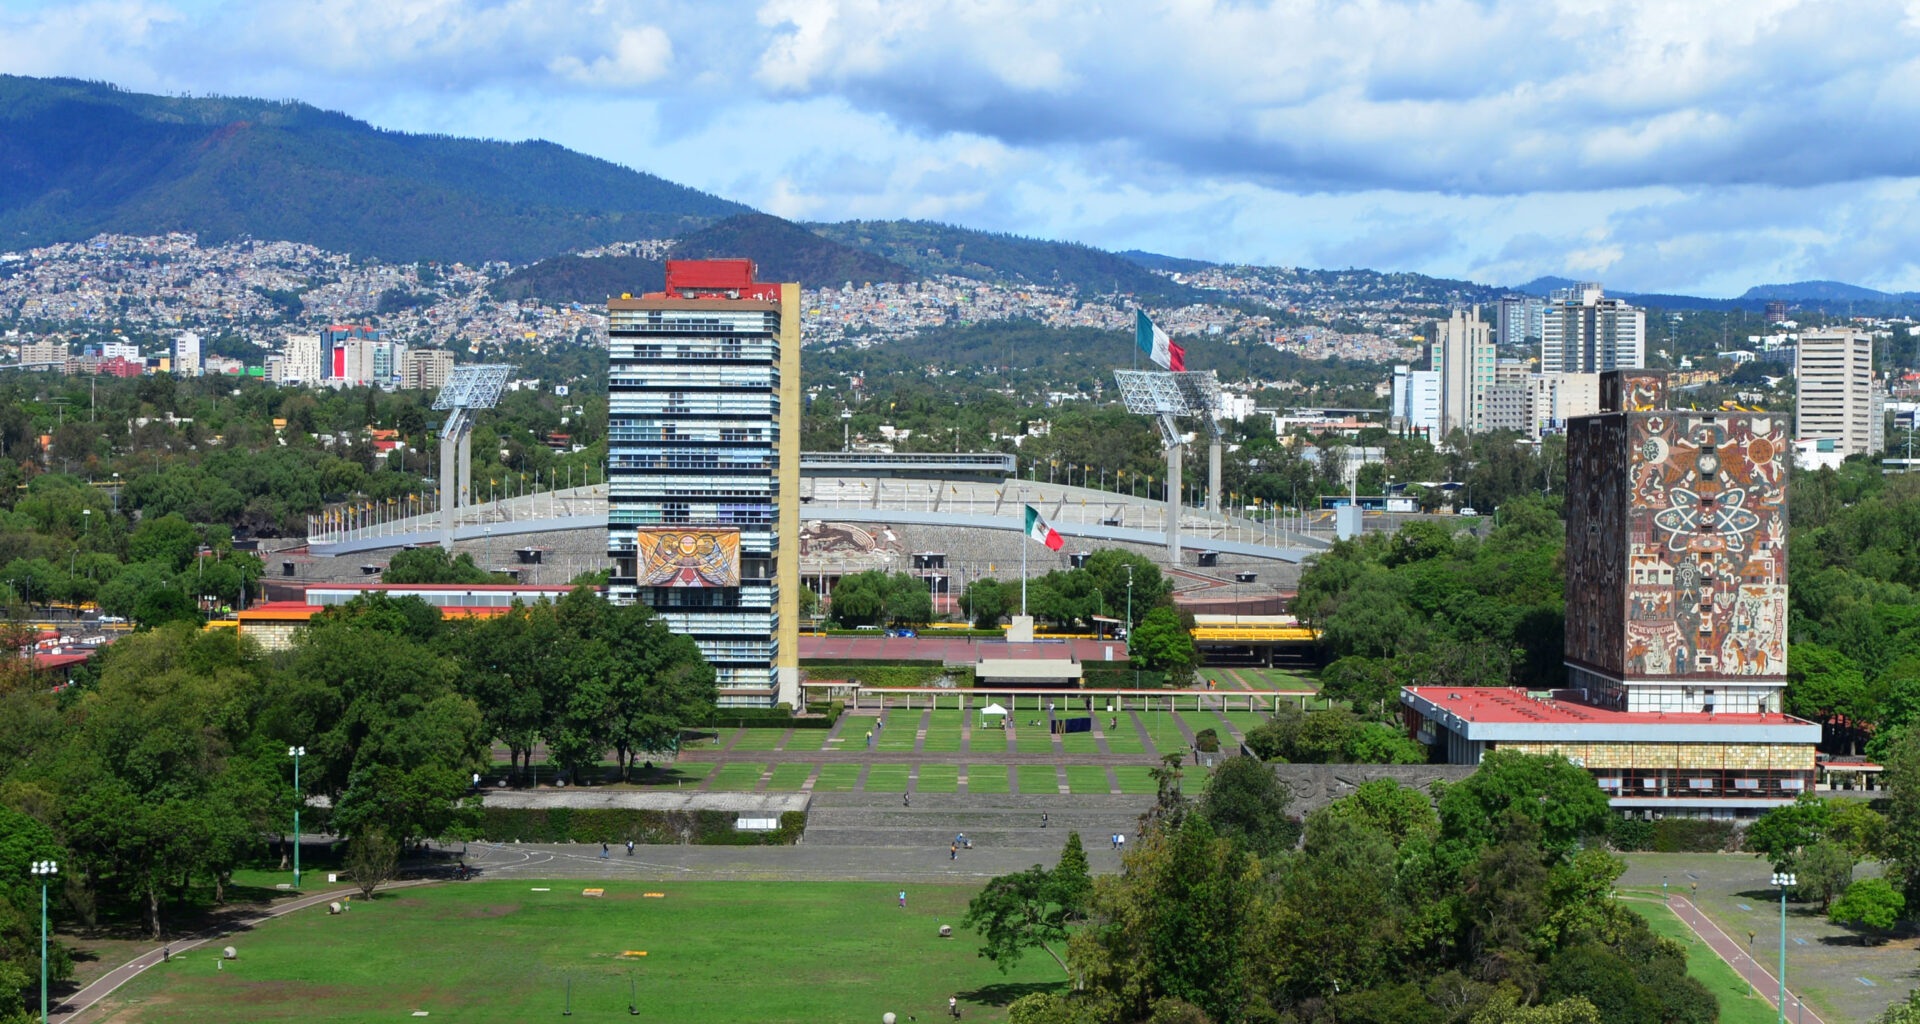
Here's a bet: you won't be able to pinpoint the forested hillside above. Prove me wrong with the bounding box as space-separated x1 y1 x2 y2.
0 76 749 263
811 220 1203 304
674 214 915 288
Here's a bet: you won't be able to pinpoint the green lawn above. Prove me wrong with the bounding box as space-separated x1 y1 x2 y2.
727 728 790 752
876 712 923 752
811 764 863 792
864 765 911 793
914 764 960 794
1136 708 1190 757
1014 727 1058 754
921 711 968 753
966 766 1012 794
1059 723 1102 754
96 880 1067 1023
1213 710 1271 742
1065 766 1113 795
1102 716 1147 754
763 763 816 791
1015 765 1061 795
973 725 1015 755
1112 766 1158 794
637 763 712 788
1624 902 1778 1024
707 761 768 791
799 728 841 751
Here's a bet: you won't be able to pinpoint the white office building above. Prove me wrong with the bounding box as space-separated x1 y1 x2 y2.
1389 365 1441 437
1541 284 1645 373
173 331 202 376
1795 328 1881 457
1431 307 1494 435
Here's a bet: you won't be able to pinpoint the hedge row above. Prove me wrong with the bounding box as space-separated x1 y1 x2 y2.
478 807 806 846
703 703 844 730
1082 667 1169 689
1605 816 1740 853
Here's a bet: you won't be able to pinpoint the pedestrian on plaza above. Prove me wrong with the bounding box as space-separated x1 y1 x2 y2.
1110 716 1117 730
1119 833 1126 851
601 842 610 859
950 995 960 1018
904 791 911 807
626 839 635 856
1111 833 1118 849
866 729 873 746
899 890 907 908
950 842 957 860
1041 812 1048 828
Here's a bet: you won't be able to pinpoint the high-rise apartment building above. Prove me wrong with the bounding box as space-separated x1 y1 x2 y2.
1564 370 1788 714
1541 284 1645 373
1431 307 1494 435
1794 328 1880 457
20 339 67 369
399 348 454 391
1495 294 1547 348
1389 365 1441 437
606 260 801 707
173 332 202 376
320 325 384 381
272 334 322 384
1524 372 1601 440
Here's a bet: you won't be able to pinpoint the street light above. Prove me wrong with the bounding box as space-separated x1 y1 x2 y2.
31 859 55 1024
288 747 306 888
1771 871 1796 1024
82 508 90 538
1125 565 1136 689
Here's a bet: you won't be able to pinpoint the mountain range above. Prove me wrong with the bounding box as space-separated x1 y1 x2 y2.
3 75 1913 310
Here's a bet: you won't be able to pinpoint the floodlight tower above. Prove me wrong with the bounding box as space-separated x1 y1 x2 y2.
1113 369 1221 560
431 364 513 551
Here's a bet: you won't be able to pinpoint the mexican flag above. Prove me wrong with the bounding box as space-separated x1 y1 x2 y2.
1135 310 1186 371
1025 505 1064 550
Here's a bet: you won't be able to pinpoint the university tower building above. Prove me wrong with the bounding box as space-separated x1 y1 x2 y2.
606 260 802 707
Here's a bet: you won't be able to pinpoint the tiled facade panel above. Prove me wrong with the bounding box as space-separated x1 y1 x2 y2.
1565 415 1630 676
1502 741 1815 771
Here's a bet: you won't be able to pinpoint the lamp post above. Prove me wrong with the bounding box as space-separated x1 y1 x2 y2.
1125 565 1136 689
1771 871 1795 1024
31 859 55 1024
288 747 305 888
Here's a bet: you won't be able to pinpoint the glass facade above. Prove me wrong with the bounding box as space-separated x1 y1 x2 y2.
607 302 784 700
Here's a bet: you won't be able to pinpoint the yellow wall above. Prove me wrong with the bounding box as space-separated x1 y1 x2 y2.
776 282 802 705
1501 740 1816 771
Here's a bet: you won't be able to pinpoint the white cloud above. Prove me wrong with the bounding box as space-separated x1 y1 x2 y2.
549 26 673 86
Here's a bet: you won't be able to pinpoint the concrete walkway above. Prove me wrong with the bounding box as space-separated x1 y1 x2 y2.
1621 894 1827 1024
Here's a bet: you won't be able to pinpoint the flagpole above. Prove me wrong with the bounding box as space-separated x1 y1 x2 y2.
1021 520 1028 616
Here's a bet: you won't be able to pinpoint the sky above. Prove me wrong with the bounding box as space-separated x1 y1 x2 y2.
7 0 1920 297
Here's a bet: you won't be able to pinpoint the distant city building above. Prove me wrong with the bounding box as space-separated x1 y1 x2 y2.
606 259 802 707
1431 306 1494 435
20 339 67 369
173 331 202 376
1764 301 1789 325
99 341 140 362
320 325 384 381
273 334 322 385
1495 294 1547 348
1481 382 1529 433
1541 284 1645 374
1389 365 1441 437
399 348 454 391
1794 327 1881 458
336 338 406 387
1525 372 1601 440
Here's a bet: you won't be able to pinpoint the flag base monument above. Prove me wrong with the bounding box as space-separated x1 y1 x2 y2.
1007 615 1035 643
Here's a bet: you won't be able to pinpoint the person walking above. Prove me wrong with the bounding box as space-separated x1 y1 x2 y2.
899 890 907 908
904 791 911 807
950 842 957 860
1041 812 1048 828
626 839 634 856
600 842 610 859
950 995 960 1018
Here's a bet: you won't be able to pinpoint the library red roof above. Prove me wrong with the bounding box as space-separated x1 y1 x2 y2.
1403 686 1807 727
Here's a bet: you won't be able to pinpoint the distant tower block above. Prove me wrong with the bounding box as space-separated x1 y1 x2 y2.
430 364 513 552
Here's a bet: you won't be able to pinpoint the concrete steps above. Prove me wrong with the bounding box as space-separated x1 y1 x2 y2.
801 793 1151 850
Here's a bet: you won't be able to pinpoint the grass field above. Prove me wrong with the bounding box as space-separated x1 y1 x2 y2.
876 713 922 752
1101 717 1147 754
763 763 816 791
1624 901 1779 1024
1059 725 1102 755
728 728 790 752
1112 766 1157 795
812 764 863 792
1065 766 1112 794
921 711 967 753
864 765 911 793
1014 727 1057 754
1136 708 1189 757
94 880 1067 1023
639 763 711 788
1016 765 1061 795
967 766 1011 794
706 761 768 790
915 764 960 793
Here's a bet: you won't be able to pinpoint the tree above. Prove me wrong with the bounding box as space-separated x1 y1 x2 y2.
1797 841 1854 912
347 828 399 900
1879 727 1920 903
385 547 501 585
1470 991 1601 1024
1318 778 1438 846
962 577 1012 629
1744 795 1830 871
1050 832 1093 924
963 865 1073 972
1830 876 1905 944
1438 751 1611 857
1130 607 1196 687
1197 755 1297 858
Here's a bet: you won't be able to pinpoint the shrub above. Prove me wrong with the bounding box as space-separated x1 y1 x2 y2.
1607 816 1656 852
476 807 806 846
1195 728 1220 753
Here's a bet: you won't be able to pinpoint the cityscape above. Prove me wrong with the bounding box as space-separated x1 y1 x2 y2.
5 5 1920 1024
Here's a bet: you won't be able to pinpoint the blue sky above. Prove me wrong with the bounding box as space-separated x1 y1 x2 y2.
7 0 1920 296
